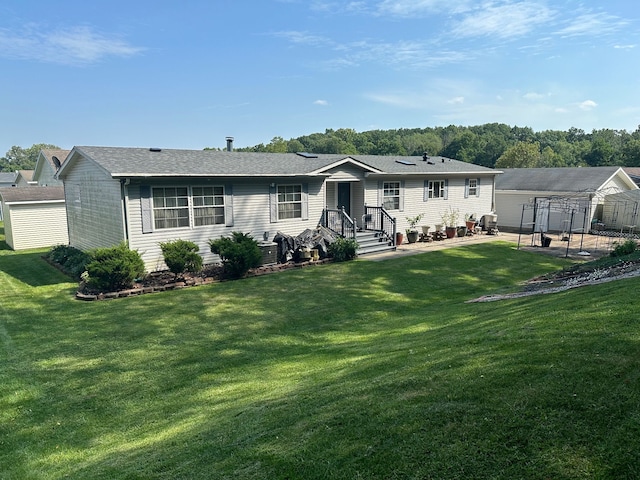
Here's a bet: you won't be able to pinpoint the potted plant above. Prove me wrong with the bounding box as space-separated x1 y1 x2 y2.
440 207 459 239
465 213 477 232
405 213 424 243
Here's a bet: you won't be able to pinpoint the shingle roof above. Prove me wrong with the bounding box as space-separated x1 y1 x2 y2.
41 149 71 170
495 167 626 193
0 172 17 183
0 186 65 203
62 146 497 178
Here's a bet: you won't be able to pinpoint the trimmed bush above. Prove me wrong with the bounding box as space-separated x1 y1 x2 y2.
328 237 359 262
46 245 92 280
85 242 146 292
610 239 638 257
159 239 203 277
209 232 262 279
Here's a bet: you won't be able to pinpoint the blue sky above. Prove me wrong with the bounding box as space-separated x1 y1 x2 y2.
1 0 639 155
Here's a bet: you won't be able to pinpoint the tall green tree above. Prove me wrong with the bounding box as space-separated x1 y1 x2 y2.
495 142 542 168
1 143 60 171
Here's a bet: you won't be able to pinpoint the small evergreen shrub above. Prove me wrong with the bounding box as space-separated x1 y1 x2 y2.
328 237 359 262
209 232 262 279
46 245 92 280
610 239 638 257
159 239 203 277
85 242 146 292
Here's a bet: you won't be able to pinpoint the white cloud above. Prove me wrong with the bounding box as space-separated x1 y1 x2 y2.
376 0 472 17
448 96 464 104
579 100 598 111
523 92 548 101
451 3 555 39
556 12 627 38
0 24 144 65
314 99 329 106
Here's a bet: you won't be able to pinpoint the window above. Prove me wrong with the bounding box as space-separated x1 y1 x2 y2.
465 178 480 198
153 187 189 229
278 184 302 219
192 186 225 226
428 180 446 199
151 186 226 230
383 181 400 210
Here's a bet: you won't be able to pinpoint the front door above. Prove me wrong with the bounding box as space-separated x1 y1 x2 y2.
337 182 351 216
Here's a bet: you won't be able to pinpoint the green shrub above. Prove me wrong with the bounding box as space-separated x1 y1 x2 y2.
328 237 359 262
46 245 92 280
159 239 203 277
209 232 262 279
85 242 146 292
610 239 638 257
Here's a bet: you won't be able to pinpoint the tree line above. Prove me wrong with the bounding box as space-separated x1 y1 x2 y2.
230 123 640 169
6 123 640 172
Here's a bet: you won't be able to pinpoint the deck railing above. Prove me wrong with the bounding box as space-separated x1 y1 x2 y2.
322 207 356 239
362 205 397 245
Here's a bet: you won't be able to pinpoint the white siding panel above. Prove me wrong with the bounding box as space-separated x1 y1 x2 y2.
127 178 326 271
5 203 69 250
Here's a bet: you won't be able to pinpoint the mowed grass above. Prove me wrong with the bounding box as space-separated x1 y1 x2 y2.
1 233 640 479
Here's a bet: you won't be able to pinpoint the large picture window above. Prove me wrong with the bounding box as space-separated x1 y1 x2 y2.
153 187 189 229
383 181 400 210
278 185 302 219
150 186 226 230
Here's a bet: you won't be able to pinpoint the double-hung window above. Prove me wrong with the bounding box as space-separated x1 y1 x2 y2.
466 178 479 197
153 187 189 229
383 181 401 210
192 186 225 226
151 186 226 230
278 185 302 219
428 180 446 199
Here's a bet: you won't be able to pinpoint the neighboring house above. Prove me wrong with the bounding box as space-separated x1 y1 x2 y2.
56 146 500 271
33 149 69 186
0 172 17 188
0 186 68 249
495 167 638 234
15 170 37 187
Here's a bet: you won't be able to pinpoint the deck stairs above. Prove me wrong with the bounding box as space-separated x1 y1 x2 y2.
355 230 395 256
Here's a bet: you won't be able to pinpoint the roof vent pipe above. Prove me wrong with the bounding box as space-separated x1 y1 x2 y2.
225 137 234 152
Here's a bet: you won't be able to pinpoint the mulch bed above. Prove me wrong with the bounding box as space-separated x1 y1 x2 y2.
75 258 332 301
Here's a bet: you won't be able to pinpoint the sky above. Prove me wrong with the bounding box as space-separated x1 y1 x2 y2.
1 0 639 155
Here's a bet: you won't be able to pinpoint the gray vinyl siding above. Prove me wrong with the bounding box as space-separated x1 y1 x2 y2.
63 160 125 251
126 178 326 271
3 203 68 250
364 176 494 232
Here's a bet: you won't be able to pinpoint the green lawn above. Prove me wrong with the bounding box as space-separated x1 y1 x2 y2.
1 232 640 479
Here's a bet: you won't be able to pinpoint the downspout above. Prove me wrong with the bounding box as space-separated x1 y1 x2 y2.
120 178 131 245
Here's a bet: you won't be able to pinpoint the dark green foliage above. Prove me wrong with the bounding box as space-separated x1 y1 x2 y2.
328 237 359 262
85 242 146 292
209 232 262 279
45 244 92 280
159 239 203 277
228 124 640 168
610 239 638 257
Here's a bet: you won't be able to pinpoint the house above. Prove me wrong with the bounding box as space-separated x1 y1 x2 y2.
0 172 17 188
15 170 37 187
0 186 68 249
0 150 70 248
55 146 500 271
33 149 69 186
495 167 638 234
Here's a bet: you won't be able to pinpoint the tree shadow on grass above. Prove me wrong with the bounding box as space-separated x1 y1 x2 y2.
0 251 72 287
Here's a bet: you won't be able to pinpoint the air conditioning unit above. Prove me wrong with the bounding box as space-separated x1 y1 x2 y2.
258 242 278 266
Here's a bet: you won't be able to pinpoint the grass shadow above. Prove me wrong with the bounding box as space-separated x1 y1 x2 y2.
0 251 72 287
